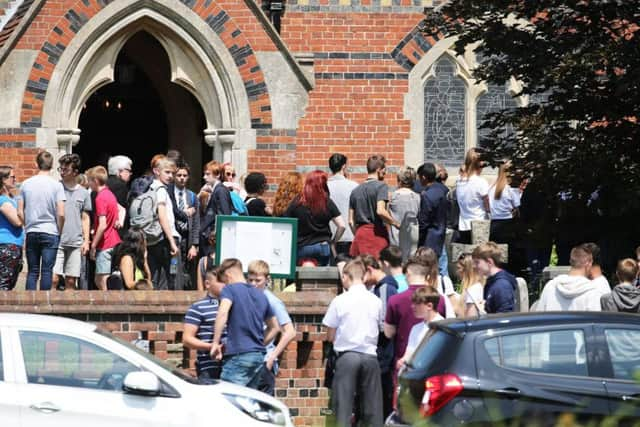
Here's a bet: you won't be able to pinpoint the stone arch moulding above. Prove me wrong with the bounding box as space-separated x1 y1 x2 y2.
38 0 258 172
402 34 525 174
404 36 476 170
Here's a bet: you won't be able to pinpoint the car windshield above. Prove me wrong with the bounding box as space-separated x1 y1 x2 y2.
95 328 209 385
405 328 461 378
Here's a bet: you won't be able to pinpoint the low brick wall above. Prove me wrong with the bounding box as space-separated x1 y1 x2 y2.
0 290 334 427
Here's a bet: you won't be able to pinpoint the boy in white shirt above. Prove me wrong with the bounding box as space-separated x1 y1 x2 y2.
396 285 443 370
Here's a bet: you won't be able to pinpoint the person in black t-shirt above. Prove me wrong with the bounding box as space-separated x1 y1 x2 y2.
244 172 272 217
284 170 346 266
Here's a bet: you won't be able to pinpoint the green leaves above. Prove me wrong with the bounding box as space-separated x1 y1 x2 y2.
423 0 640 218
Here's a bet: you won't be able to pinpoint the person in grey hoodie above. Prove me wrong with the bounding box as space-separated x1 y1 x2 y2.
601 258 640 313
535 245 602 311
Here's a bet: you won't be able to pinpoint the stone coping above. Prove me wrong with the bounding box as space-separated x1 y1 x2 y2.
296 266 338 280
0 290 333 315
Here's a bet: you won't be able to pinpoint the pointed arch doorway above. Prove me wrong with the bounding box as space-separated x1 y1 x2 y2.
76 31 210 181
39 2 255 181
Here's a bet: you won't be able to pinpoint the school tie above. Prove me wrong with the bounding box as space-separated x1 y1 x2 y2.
178 190 185 211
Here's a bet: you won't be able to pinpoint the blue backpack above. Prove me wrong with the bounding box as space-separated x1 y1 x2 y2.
229 191 248 216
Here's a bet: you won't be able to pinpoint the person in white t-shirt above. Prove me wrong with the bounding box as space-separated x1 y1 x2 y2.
582 242 611 297
455 253 485 317
148 156 180 290
455 148 489 244
396 286 443 370
488 161 522 244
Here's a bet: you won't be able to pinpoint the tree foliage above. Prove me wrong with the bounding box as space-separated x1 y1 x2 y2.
423 0 640 217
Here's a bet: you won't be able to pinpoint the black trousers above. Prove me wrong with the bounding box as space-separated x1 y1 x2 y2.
332 352 383 427
147 238 183 290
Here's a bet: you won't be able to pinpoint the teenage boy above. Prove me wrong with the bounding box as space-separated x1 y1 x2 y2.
18 151 66 290
535 245 601 311
396 286 443 369
380 245 408 292
53 154 92 290
582 242 611 296
148 157 181 290
247 260 297 395
360 253 397 419
384 256 430 369
601 258 640 313
361 254 398 312
417 162 448 258
86 166 121 290
210 258 279 388
170 164 199 289
327 153 358 256
348 154 399 258
472 242 517 314
323 259 384 427
183 264 226 381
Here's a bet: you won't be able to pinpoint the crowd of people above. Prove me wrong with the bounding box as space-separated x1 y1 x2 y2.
321 242 640 426
1 147 639 420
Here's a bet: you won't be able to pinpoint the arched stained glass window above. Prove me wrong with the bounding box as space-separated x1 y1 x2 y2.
423 57 466 165
476 83 518 147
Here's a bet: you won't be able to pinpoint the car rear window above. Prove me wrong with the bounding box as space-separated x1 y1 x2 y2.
408 328 461 377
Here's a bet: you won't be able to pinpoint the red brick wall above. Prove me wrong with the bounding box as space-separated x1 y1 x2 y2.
247 10 434 186
0 290 333 427
2 0 445 194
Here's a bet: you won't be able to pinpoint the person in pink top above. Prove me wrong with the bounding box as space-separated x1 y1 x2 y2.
86 166 121 290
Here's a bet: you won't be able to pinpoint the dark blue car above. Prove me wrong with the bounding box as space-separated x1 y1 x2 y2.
390 312 640 426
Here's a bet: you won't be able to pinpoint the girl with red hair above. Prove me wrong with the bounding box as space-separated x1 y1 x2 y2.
284 170 345 266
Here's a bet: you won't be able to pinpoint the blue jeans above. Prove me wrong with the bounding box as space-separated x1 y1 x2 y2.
297 241 331 266
221 351 265 388
26 232 59 291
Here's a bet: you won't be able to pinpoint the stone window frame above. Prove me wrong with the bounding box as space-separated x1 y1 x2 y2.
404 37 525 173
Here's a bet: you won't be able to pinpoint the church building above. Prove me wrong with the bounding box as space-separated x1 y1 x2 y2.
0 0 520 183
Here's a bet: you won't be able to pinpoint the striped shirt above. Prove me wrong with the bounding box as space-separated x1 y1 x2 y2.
184 295 224 376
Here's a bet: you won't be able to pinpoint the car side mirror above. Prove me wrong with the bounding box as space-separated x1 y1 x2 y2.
123 371 161 396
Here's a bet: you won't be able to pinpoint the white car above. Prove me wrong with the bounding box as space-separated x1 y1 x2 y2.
0 313 293 427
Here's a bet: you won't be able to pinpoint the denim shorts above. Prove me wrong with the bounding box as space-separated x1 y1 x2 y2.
95 248 113 275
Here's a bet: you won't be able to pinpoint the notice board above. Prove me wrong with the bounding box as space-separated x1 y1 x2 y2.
215 215 298 278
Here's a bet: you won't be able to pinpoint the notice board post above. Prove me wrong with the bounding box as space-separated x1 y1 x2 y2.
215 215 298 278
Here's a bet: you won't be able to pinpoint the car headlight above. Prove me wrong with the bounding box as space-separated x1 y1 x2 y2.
223 393 287 425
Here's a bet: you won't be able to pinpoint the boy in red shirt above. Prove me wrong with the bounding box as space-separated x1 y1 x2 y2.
86 166 121 290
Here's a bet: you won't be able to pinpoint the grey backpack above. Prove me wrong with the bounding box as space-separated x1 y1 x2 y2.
129 184 165 246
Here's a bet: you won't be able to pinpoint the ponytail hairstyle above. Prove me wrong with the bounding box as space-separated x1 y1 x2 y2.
414 247 439 288
463 148 484 177
494 161 512 200
455 253 483 314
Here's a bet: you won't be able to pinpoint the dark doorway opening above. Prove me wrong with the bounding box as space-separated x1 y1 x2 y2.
77 31 210 187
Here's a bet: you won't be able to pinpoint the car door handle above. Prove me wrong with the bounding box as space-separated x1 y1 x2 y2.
622 395 640 402
29 402 61 414
495 387 521 397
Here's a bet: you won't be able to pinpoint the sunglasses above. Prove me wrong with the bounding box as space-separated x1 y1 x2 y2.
458 252 472 261
225 172 236 178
